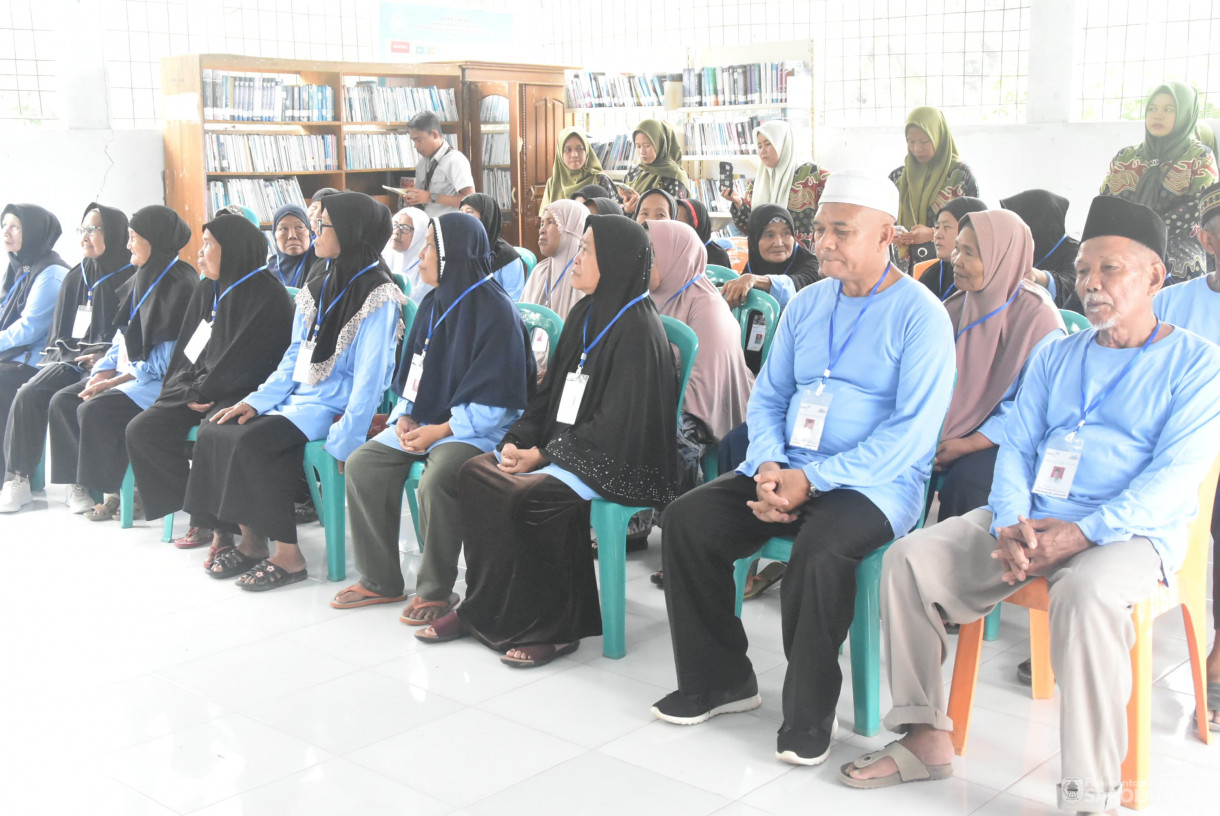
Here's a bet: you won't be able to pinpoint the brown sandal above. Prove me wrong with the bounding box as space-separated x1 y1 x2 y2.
85 495 120 522
399 592 460 626
330 583 408 609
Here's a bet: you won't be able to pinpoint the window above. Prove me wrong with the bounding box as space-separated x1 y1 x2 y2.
0 0 58 122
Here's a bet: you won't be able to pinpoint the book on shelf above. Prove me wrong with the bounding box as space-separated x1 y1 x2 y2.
204 133 338 173
591 134 637 172
482 168 512 212
564 71 675 109
342 82 459 122
481 132 510 166
205 177 308 224
683 114 775 156
479 95 509 123
202 70 335 122
689 177 746 216
681 61 806 107
346 132 458 171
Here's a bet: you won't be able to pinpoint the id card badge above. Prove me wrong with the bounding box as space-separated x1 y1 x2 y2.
403 353 425 402
292 340 317 384
72 306 92 339
789 388 832 451
1032 431 1084 499
182 320 212 364
114 330 129 370
556 371 588 425
746 318 766 352
531 327 549 354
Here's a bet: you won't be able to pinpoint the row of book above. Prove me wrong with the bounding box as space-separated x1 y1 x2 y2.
205 177 308 224
688 177 746 216
342 83 459 123
202 71 335 122
479 95 509 123
683 116 769 156
682 62 806 107
564 71 675 109
481 132 510 167
344 132 460 171
591 134 637 171
205 133 338 174
482 168 512 212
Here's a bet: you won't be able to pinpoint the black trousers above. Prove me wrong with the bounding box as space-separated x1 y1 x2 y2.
0 362 39 478
47 380 143 492
932 445 999 521
661 473 892 736
4 363 85 477
126 400 234 521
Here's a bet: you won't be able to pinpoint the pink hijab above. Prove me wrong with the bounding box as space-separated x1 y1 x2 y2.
942 209 1065 441
520 199 587 320
648 220 753 439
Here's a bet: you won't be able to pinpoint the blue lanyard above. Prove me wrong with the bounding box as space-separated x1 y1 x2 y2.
310 261 379 340
1070 320 1160 439
1035 234 1067 269
545 258 574 307
579 292 650 372
403 258 420 275
129 258 177 321
664 273 703 306
820 264 890 394
424 273 493 353
745 257 795 278
937 260 956 302
87 263 132 305
954 286 1021 341
1 270 29 311
278 248 310 287
211 265 266 322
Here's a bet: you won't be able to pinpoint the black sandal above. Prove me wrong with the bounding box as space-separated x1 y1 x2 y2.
235 559 308 592
206 547 262 579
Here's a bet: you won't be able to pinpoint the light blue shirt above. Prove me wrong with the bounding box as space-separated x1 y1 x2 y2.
738 274 956 535
975 330 1064 443
0 263 68 366
491 449 600 500
96 335 174 410
242 300 399 462
375 398 520 454
1154 274 1220 346
495 258 526 302
988 328 1220 577
767 274 796 309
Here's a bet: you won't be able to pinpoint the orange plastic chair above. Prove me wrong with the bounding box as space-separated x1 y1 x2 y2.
947 454 1220 810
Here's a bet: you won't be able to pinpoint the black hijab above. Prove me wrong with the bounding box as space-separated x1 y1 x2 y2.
300 192 397 376
1 204 67 356
113 205 197 363
999 189 1078 269
918 196 988 301
43 202 135 364
269 204 316 288
461 193 520 272
636 188 678 221
571 184 611 202
501 214 678 508
158 213 294 409
591 197 624 216
746 204 819 288
396 212 535 425
678 198 733 268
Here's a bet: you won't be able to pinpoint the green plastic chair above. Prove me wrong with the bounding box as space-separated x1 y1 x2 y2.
1060 309 1090 334
404 302 563 544
733 288 781 364
392 272 411 299
592 315 698 659
285 286 300 297
705 264 739 287
516 247 538 276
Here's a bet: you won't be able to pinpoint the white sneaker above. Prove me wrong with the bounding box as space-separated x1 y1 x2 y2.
0 476 31 513
67 484 93 514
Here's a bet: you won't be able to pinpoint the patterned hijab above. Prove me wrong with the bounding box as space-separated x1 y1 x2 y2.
1133 82 1203 207
898 107 961 229
629 119 691 192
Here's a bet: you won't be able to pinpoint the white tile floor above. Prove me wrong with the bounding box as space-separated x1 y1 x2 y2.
1 485 1215 815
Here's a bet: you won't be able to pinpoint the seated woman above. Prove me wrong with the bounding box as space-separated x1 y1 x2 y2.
676 197 733 270
1000 189 1081 308
48 205 195 521
931 209 1064 521
125 212 294 538
541 128 622 208
890 106 979 271
589 197 624 216
721 204 820 310
635 188 677 223
184 192 404 590
725 120 830 250
417 215 679 668
331 212 534 616
384 206 430 303
621 119 691 214
914 196 986 302
268 204 316 288
459 193 525 301
520 199 587 319
570 184 612 204
304 187 341 284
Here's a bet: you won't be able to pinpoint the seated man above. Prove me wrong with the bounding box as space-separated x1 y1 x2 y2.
841 196 1220 815
652 170 956 765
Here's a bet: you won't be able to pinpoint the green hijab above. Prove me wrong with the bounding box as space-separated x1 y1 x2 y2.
897 107 960 229
540 127 606 208
629 119 690 192
1134 82 1202 207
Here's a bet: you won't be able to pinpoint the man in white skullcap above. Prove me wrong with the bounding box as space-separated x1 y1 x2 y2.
652 170 956 765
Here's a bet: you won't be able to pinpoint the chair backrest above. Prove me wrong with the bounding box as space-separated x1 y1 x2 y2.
392 272 411 299
734 288 781 363
1060 309 1090 334
659 315 699 426
705 264 739 287
401 296 418 337
516 247 538 276
285 286 300 297
516 302 564 366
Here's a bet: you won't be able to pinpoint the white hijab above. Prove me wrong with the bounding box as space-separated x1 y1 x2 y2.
750 120 801 208
383 207 431 303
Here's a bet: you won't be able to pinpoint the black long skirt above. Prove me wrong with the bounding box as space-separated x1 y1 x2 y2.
126 400 234 521
46 383 143 493
3 362 83 477
182 414 307 543
455 452 602 652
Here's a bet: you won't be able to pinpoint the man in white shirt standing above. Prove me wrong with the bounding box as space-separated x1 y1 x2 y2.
400 111 475 216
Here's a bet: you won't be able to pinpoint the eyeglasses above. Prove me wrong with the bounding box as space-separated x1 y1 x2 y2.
76 226 104 237
392 224 414 235
317 222 335 232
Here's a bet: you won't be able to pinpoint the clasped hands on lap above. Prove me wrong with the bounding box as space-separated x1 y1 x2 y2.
993 516 1091 583
79 367 132 400
395 415 451 454
497 442 545 474
749 461 812 523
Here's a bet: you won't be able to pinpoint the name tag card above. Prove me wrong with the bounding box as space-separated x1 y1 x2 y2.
72 306 92 339
789 389 832 451
1032 432 1084 499
403 353 425 402
182 321 212 364
556 372 588 425
746 319 766 352
292 340 317 384
531 327 549 354
114 330 129 370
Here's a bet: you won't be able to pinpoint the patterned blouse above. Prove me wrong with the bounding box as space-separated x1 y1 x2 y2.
731 162 830 250
1101 141 1219 282
622 166 690 200
888 161 979 267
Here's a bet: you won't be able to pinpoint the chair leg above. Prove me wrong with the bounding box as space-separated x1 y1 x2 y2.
303 462 326 528
1180 599 1214 746
948 618 987 755
161 512 176 543
1028 608 1055 699
732 554 755 618
118 467 135 529
30 457 45 492
850 551 884 737
318 465 346 582
405 474 423 546
1121 602 1152 810
983 604 1002 641
590 502 630 659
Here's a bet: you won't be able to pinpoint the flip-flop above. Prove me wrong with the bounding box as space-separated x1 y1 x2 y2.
174 527 213 550
414 610 466 643
838 741 954 789
500 641 579 669
205 546 262 579
235 559 308 592
330 583 408 609
1196 681 1220 733
744 561 785 600
399 592 460 626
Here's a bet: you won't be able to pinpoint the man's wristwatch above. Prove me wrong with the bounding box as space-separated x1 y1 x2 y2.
807 483 822 500
429 192 438 203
